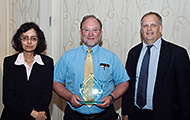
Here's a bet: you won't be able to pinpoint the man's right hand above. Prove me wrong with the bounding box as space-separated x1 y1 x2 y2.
69 94 83 108
53 81 83 108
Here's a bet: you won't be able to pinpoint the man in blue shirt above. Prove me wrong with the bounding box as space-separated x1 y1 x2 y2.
53 15 130 120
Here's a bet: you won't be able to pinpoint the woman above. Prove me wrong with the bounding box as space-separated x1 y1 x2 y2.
0 22 53 120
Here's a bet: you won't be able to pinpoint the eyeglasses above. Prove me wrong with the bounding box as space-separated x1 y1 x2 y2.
21 35 38 42
82 28 100 34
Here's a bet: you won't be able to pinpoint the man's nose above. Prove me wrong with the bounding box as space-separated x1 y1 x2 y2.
147 25 151 30
88 30 94 36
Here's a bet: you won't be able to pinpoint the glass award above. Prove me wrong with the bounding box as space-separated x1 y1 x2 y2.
79 74 103 104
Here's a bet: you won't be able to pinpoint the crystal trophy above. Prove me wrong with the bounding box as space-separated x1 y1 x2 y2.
79 74 103 104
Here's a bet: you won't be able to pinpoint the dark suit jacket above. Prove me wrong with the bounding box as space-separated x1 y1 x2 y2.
122 39 190 120
1 53 53 120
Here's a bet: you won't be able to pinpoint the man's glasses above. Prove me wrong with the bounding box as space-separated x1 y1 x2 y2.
82 28 100 34
20 35 38 42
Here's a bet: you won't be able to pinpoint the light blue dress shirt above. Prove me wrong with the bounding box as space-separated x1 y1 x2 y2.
54 44 130 114
135 38 162 110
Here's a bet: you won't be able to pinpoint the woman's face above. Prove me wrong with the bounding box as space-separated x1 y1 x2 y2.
20 28 38 53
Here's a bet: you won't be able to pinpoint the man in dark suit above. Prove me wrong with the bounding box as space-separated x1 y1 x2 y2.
122 11 190 120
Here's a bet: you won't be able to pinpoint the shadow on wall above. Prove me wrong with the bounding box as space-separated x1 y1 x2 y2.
115 97 122 112
49 92 66 119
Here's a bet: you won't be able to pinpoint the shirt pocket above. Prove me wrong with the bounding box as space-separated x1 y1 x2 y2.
95 65 113 87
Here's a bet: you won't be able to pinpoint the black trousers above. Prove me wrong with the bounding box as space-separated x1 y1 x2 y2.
64 104 118 120
130 106 154 120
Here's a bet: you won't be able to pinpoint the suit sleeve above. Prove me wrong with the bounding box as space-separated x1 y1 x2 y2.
34 58 54 112
122 90 129 115
177 49 190 119
2 57 33 119
122 51 132 115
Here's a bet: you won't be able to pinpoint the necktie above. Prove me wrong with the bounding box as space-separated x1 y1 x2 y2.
137 45 153 109
83 49 94 107
84 49 93 80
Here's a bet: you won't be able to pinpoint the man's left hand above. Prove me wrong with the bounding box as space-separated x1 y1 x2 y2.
95 95 112 108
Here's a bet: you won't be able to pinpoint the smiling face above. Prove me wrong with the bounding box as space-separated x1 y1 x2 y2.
21 28 38 53
141 14 163 45
80 17 103 49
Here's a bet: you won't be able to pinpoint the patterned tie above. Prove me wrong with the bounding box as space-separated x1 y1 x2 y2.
84 49 93 80
137 45 153 109
83 49 94 107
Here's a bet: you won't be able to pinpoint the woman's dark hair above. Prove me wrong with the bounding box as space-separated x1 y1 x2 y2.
12 22 47 54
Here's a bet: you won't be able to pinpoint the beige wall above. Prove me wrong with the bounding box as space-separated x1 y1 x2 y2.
1 0 190 119
0 0 7 114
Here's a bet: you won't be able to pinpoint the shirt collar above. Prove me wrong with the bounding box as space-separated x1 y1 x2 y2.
142 37 162 49
82 43 99 54
14 52 44 65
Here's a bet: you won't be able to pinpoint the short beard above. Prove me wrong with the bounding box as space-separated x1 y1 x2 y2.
80 36 102 47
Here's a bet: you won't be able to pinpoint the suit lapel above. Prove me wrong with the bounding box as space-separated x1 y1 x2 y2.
134 44 142 68
131 43 143 91
132 41 170 89
15 65 28 85
29 63 41 81
155 40 170 85
153 40 171 108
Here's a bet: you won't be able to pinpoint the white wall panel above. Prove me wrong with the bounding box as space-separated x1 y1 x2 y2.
1 0 190 119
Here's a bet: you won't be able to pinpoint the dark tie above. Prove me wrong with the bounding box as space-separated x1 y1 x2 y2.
137 45 153 109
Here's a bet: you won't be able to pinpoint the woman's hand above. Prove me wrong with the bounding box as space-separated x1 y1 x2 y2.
31 110 47 120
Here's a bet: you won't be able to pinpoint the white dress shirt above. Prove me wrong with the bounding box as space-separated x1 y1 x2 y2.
14 52 44 80
135 38 162 110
